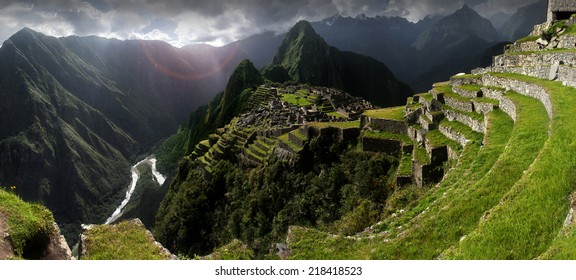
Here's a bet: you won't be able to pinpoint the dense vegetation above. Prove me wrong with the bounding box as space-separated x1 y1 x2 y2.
155 132 399 258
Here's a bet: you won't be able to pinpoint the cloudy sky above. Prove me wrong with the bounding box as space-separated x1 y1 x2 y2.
0 0 541 47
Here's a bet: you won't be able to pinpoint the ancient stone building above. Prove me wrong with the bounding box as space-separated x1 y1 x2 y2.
548 0 576 22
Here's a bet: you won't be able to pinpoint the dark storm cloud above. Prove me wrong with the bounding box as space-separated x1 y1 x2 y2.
384 0 542 21
0 0 543 47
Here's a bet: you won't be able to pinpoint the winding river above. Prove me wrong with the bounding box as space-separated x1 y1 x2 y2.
105 156 166 224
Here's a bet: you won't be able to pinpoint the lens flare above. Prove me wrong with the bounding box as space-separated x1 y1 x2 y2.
139 41 240 81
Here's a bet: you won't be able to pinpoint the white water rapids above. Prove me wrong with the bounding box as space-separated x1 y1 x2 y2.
105 156 166 224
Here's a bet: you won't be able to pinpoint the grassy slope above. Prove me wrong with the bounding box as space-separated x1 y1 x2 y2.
289 73 576 259
81 220 169 260
288 108 515 259
375 92 548 259
446 74 576 259
0 188 55 257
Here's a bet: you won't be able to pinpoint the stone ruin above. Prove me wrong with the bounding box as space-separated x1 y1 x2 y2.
548 0 576 22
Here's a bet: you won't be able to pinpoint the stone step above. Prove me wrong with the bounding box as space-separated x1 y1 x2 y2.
453 84 483 98
412 146 445 188
424 129 460 162
277 133 303 154
493 63 576 88
196 140 211 154
260 136 276 147
482 74 553 120
418 113 435 131
443 106 486 133
438 118 484 147
493 51 576 69
212 144 225 159
248 144 267 158
288 130 307 148
450 74 483 87
481 86 506 100
255 139 271 152
472 97 499 115
362 131 410 156
416 93 441 112
427 109 445 123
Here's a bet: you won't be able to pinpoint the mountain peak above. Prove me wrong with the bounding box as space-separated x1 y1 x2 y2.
8 27 40 41
461 4 472 10
271 20 326 66
454 3 479 17
414 2 501 48
289 20 319 38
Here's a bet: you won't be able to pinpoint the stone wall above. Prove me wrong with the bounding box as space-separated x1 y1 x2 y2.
405 108 421 124
419 96 443 112
531 23 549 37
482 87 505 100
558 35 576 49
273 146 299 165
444 109 485 133
439 125 469 146
424 144 448 164
267 125 301 138
288 132 306 147
548 0 576 22
450 76 483 87
418 114 435 130
277 139 299 154
412 161 444 188
362 137 402 156
506 41 541 53
453 86 482 98
444 97 474 112
473 100 497 115
363 117 408 135
341 127 361 143
492 65 550 81
407 126 421 143
558 65 576 87
482 74 553 120
493 60 576 90
494 52 576 68
425 110 445 123
499 96 518 122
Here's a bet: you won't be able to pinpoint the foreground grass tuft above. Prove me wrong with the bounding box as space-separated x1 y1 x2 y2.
81 220 170 260
0 189 55 257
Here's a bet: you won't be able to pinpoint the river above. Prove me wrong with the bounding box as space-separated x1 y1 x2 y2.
105 156 167 224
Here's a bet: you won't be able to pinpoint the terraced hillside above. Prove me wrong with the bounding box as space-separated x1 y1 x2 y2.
285 18 576 260
182 85 371 174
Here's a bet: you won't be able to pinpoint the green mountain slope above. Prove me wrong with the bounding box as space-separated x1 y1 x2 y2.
0 28 247 244
264 21 413 107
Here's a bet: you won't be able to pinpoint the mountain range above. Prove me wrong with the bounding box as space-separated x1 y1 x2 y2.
0 0 551 252
311 4 541 91
0 27 252 242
